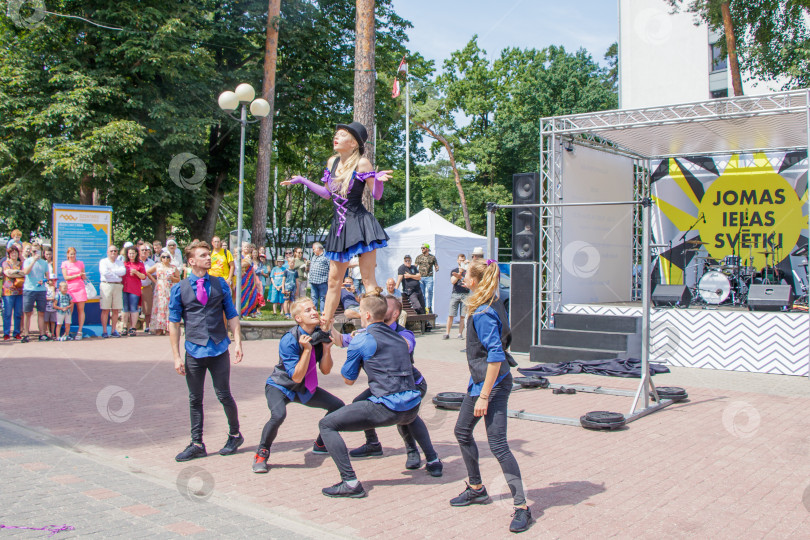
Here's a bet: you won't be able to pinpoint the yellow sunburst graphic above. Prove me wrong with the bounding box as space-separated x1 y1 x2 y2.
657 154 806 271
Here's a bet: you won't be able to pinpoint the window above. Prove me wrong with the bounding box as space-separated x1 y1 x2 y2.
711 88 729 99
710 42 727 72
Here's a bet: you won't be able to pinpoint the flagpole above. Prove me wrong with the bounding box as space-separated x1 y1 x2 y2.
405 62 410 219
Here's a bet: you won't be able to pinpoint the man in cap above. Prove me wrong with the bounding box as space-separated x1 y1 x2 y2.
414 243 439 314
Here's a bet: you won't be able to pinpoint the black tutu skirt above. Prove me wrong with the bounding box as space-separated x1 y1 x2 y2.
324 208 389 262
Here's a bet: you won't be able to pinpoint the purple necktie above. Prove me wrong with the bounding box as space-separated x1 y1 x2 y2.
304 349 318 393
196 278 208 305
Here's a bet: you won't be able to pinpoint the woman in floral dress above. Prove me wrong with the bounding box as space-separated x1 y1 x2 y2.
149 251 180 335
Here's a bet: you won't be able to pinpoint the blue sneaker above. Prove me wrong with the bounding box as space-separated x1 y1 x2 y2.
101 332 109 339
111 331 121 338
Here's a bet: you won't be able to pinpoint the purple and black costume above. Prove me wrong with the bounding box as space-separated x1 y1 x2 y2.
288 157 389 263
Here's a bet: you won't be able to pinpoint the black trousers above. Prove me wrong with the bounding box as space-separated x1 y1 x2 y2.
185 351 239 444
319 400 420 481
454 374 526 507
404 287 426 314
354 381 437 461
259 384 345 451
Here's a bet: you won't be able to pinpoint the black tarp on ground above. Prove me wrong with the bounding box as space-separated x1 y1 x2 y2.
518 358 670 379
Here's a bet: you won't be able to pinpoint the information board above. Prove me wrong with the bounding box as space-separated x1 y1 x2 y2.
52 204 113 302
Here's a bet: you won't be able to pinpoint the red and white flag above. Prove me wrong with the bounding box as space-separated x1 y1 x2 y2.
392 56 407 98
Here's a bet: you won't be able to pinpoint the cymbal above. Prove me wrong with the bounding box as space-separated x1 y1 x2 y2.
684 248 701 252
686 240 709 245
758 250 773 255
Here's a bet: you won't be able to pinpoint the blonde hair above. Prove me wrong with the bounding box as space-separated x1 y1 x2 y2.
291 297 315 320
465 259 500 316
330 147 362 197
360 295 387 320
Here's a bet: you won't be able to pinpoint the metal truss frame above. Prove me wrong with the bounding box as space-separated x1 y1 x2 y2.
537 89 810 329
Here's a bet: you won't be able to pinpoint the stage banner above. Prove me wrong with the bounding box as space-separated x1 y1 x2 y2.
650 152 808 291
52 204 113 304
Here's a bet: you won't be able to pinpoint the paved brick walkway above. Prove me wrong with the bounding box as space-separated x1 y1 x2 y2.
2 333 810 538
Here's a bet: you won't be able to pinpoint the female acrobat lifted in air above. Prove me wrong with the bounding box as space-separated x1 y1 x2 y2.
281 122 392 330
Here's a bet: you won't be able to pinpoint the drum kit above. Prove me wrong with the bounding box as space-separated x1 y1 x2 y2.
682 239 808 307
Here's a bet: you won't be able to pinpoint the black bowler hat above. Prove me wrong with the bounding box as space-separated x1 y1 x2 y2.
336 122 368 155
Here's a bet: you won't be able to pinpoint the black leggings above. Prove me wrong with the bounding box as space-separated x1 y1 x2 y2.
259 384 345 451
454 374 526 507
185 351 239 444
319 400 419 481
355 381 437 461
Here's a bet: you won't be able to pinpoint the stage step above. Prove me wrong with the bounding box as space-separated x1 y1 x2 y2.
540 328 629 351
530 344 625 363
553 312 638 334
529 311 642 364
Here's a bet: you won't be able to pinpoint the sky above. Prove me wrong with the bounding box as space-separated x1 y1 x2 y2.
390 0 619 69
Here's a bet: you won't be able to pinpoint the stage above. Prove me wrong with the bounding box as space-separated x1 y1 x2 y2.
561 302 810 377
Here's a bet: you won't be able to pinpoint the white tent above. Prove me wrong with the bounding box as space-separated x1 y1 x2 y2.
375 208 496 323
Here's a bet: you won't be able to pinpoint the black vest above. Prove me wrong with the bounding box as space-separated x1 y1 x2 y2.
270 326 324 394
466 298 514 384
364 323 417 398
393 322 423 382
179 276 228 346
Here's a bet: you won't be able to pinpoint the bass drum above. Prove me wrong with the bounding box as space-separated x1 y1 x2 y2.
698 270 731 305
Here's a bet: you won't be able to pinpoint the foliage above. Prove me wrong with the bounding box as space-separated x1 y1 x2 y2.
666 0 810 88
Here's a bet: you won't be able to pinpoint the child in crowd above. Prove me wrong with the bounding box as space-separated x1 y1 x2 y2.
45 276 57 338
270 257 286 314
55 281 74 341
283 255 298 319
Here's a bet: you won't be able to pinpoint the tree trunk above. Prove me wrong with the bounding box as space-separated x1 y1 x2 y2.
720 1 743 96
154 212 167 243
79 174 93 205
415 122 472 232
252 0 282 249
354 0 375 212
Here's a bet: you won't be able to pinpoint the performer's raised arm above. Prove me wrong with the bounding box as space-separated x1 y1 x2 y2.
281 174 332 200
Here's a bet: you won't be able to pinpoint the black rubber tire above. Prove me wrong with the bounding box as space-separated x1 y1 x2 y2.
434 392 466 403
514 376 549 389
582 411 625 424
432 396 462 410
651 387 688 402
580 416 626 430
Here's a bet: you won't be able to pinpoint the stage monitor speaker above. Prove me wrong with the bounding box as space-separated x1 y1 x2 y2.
747 285 793 311
509 263 538 353
512 172 539 262
651 284 691 308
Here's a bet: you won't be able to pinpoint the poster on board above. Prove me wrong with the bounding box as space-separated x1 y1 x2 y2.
52 204 113 324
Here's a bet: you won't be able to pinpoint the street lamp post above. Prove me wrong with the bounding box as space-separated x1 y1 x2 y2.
218 83 270 317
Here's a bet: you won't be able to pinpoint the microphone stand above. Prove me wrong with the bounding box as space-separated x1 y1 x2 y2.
680 213 704 288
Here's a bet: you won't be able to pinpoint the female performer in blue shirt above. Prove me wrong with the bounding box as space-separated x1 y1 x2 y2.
450 259 532 534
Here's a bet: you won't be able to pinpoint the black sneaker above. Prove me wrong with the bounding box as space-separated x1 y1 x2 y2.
21 336 29 343
450 483 490 506
252 449 270 473
312 440 329 454
322 480 367 498
38 335 50 341
509 507 533 533
426 459 444 477
349 442 383 458
175 442 207 462
405 448 421 470
219 433 244 455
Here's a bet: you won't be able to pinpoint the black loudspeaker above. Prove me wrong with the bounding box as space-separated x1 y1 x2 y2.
652 284 692 307
747 285 793 311
512 173 539 262
509 263 538 353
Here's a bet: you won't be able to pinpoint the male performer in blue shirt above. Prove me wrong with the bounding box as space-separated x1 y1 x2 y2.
251 297 344 473
318 294 422 498
169 240 244 462
332 296 442 476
